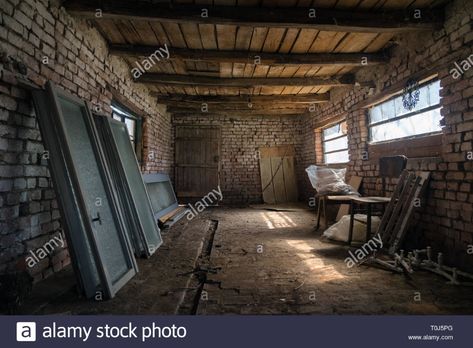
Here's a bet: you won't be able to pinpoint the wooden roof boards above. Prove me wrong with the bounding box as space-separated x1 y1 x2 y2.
64 0 445 115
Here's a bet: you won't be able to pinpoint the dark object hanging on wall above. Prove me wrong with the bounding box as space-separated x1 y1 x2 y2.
32 82 138 299
402 78 420 111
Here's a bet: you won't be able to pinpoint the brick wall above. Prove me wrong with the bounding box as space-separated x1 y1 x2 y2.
0 0 172 282
300 0 473 271
173 114 302 205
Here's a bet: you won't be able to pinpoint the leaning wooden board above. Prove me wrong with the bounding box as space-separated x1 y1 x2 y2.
259 145 298 204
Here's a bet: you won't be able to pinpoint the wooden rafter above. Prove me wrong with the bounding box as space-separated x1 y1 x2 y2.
137 73 372 88
169 107 308 116
64 0 443 33
154 93 330 104
110 44 388 66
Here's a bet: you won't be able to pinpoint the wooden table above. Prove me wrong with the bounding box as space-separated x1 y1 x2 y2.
348 196 391 245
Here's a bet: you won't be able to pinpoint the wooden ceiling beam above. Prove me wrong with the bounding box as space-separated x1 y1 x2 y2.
168 108 308 116
164 103 313 111
110 44 388 66
137 73 373 88
154 93 330 104
64 0 443 33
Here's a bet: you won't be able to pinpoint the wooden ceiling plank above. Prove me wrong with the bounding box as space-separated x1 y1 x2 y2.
243 63 256 78
117 20 143 45
290 29 319 53
266 65 286 78
161 22 188 47
309 31 346 53
148 22 171 45
235 26 254 50
249 27 269 52
94 19 126 44
252 65 270 78
109 44 389 65
262 28 286 52
278 28 300 53
199 24 218 49
131 20 160 45
180 22 204 49
65 1 443 33
364 32 394 52
216 24 237 50
333 32 379 52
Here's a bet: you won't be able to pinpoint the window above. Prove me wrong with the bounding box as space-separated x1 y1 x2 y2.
111 102 142 158
369 80 442 143
322 121 349 164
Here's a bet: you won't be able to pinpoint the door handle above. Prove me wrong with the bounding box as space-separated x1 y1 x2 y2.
92 212 102 225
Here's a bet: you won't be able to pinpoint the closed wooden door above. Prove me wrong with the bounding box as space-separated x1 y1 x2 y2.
175 126 220 199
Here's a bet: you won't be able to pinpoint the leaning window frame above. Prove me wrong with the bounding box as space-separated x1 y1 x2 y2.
322 121 349 164
32 82 139 299
368 80 442 144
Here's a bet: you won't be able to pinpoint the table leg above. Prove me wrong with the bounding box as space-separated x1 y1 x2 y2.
348 200 355 245
316 196 321 230
366 203 372 242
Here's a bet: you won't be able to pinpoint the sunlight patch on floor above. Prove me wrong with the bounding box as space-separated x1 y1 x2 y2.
285 239 346 282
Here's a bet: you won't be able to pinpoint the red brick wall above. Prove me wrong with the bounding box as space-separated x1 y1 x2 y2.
300 0 473 271
172 114 302 205
0 0 172 281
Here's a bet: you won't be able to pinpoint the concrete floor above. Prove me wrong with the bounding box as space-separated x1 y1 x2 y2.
19 206 473 315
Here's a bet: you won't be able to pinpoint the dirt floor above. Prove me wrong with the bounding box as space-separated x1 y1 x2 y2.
19 206 473 315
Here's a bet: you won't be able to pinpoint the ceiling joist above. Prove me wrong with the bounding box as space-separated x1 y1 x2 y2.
169 108 308 116
154 93 330 104
64 0 443 33
137 74 372 88
110 44 388 66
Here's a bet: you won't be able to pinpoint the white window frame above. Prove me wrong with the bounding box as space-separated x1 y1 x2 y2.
368 80 442 144
322 120 349 164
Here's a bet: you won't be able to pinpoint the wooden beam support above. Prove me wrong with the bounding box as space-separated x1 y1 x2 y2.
154 93 330 104
64 0 443 33
137 73 372 88
169 107 307 116
110 44 388 66
166 104 311 111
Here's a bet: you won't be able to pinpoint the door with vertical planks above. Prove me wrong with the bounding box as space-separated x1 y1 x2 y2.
175 126 220 200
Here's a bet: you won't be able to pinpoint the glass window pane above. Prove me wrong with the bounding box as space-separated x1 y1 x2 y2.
124 118 136 142
323 124 340 140
369 80 442 142
323 121 347 139
370 107 442 142
324 136 348 153
325 150 349 164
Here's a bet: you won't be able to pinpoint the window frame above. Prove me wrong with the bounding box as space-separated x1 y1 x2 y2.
321 120 349 165
111 101 143 163
368 79 442 144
